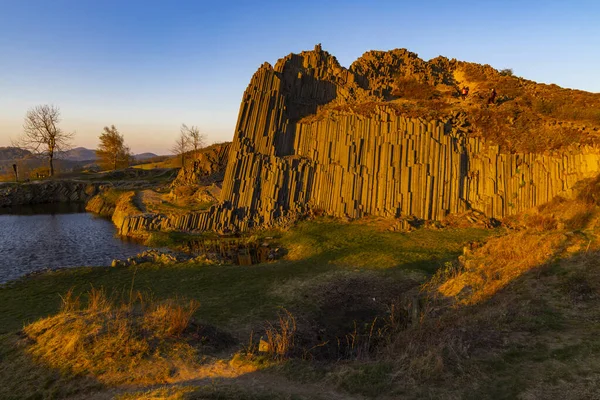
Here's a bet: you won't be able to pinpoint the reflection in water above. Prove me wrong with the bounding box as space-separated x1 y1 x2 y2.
0 205 147 283
0 202 87 215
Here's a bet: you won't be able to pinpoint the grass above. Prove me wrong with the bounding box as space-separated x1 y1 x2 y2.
435 229 566 304
5 201 600 398
24 288 202 385
0 218 491 399
0 219 490 335
144 230 219 249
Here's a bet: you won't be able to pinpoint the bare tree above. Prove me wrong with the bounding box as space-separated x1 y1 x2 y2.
96 125 132 170
16 105 74 177
171 131 190 168
181 124 206 159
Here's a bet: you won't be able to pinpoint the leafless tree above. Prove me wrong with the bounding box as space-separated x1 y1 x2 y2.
171 131 190 168
15 105 74 177
96 125 133 170
181 124 206 159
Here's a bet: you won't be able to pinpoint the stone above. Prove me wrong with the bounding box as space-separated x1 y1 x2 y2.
258 339 270 353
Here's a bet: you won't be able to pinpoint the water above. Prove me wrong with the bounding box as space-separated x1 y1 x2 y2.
0 203 147 284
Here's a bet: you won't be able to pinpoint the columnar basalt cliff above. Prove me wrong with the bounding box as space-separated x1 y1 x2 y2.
124 46 600 235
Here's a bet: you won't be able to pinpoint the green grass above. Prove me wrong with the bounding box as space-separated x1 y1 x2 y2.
333 362 394 397
145 230 219 248
0 334 103 400
0 219 491 335
5 215 600 399
278 218 491 274
0 218 493 400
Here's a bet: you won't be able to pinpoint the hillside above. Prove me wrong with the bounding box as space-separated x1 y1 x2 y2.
133 152 159 161
0 147 32 161
343 48 600 152
60 147 97 161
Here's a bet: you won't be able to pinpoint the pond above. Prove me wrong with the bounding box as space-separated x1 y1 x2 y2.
0 203 147 284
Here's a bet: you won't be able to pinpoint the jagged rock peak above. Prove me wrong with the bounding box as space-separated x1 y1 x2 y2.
274 45 346 79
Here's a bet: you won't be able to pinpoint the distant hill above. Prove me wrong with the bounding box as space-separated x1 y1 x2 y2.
60 147 97 161
134 152 159 161
0 147 32 161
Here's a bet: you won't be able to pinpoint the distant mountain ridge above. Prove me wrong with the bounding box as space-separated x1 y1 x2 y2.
133 152 159 161
0 146 160 164
0 147 32 161
60 147 97 161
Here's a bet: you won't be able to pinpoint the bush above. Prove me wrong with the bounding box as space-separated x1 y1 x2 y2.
263 308 297 360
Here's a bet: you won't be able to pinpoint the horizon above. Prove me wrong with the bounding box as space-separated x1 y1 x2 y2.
1 0 599 154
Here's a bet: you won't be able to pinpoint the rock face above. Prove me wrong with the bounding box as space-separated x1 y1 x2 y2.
0 180 101 207
171 143 232 187
123 46 600 233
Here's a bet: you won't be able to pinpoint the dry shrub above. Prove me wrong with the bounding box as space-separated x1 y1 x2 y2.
523 213 558 231
566 210 594 231
143 299 200 337
24 288 203 385
263 309 297 360
577 175 600 206
436 230 565 305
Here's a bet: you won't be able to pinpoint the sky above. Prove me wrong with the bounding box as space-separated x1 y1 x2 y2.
1 0 599 155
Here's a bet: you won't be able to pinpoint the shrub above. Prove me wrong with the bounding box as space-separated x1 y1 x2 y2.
577 175 600 205
263 308 297 360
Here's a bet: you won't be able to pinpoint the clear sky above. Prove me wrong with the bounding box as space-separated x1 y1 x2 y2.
1 0 599 154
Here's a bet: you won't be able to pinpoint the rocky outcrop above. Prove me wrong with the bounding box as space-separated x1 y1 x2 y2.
106 46 600 234
111 249 213 267
171 143 231 186
85 192 116 218
0 180 101 207
170 46 598 232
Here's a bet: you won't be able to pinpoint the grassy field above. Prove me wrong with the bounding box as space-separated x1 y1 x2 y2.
0 219 490 335
3 204 600 399
0 218 492 399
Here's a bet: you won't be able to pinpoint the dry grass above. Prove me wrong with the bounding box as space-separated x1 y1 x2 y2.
263 309 297 360
434 230 566 305
577 174 600 206
23 288 202 385
392 76 441 100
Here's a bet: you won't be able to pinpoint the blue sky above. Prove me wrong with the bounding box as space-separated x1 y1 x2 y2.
1 0 598 154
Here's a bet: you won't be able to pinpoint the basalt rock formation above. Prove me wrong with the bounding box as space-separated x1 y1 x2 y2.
126 46 600 235
171 143 232 187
